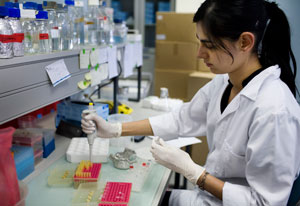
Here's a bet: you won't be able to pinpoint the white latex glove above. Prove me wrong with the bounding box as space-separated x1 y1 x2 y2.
150 137 205 185
81 114 122 138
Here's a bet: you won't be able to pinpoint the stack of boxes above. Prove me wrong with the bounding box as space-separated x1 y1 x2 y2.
155 12 215 101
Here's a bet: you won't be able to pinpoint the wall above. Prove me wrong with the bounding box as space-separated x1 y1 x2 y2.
175 0 204 13
273 0 300 102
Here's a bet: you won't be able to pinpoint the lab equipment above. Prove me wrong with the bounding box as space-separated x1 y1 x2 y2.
21 2 38 54
0 127 20 206
73 160 101 189
133 135 145 143
56 4 71 50
42 129 55 158
48 164 76 187
11 145 34 180
85 0 100 45
35 10 50 53
7 7 24 57
0 6 13 59
71 182 102 206
82 102 97 162
100 182 132 205
110 148 137 170
66 137 109 163
43 1 59 51
113 20 127 44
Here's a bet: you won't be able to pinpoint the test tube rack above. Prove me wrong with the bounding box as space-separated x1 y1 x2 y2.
100 182 132 205
73 161 102 189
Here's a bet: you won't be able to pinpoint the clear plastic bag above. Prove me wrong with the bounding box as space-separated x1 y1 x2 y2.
0 127 20 206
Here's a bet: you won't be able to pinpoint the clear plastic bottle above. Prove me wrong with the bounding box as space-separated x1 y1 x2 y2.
7 7 24 57
73 0 85 48
36 10 50 53
56 4 71 51
0 6 13 59
97 1 107 45
85 0 100 45
43 1 59 52
20 2 37 54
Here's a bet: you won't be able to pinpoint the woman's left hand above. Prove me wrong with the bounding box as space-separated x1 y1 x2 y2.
150 137 205 185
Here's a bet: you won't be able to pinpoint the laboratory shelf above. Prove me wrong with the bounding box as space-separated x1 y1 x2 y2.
0 44 126 125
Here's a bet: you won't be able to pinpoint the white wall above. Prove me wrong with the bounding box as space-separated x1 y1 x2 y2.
175 0 205 13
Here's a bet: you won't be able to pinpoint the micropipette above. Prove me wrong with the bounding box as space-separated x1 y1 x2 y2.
82 102 97 162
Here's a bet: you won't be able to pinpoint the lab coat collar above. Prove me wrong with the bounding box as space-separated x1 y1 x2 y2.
223 65 280 101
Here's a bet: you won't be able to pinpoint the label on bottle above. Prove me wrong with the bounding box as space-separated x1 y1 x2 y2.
0 34 14 43
51 29 60 38
39 33 49 40
13 33 25 43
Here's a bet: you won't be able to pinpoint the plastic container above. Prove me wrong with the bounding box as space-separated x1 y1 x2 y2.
0 127 20 206
57 4 71 50
17 115 37 128
34 149 43 166
13 129 43 154
107 114 132 148
43 1 59 52
42 129 55 158
71 182 102 206
11 145 34 180
48 164 77 187
66 138 109 163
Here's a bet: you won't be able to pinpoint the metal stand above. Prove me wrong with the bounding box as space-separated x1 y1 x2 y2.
112 76 119 114
128 66 142 102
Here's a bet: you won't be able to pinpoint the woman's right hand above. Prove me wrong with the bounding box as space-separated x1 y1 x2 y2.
81 114 122 138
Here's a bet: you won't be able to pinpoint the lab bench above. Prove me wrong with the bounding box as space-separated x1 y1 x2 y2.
22 101 171 206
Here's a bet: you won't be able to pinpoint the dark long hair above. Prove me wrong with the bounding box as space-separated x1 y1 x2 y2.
193 0 298 97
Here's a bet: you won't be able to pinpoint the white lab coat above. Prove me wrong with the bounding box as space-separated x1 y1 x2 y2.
149 65 300 206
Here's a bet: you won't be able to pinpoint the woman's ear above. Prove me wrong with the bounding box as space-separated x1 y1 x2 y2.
239 32 256 52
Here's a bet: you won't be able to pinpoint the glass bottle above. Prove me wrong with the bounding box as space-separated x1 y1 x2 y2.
85 0 100 45
0 6 13 59
7 7 24 57
113 20 128 44
20 2 37 54
56 4 71 51
65 0 75 49
74 0 85 47
43 1 59 52
36 10 50 53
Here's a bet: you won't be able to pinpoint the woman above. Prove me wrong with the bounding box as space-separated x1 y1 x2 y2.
82 0 300 205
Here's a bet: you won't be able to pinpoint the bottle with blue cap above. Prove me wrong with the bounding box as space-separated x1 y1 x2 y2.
36 10 50 53
7 7 24 57
0 6 14 59
21 1 38 54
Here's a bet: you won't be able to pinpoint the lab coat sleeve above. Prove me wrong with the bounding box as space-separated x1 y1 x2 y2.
223 111 300 206
149 76 218 140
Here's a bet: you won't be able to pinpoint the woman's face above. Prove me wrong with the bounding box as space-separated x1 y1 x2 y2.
196 23 245 74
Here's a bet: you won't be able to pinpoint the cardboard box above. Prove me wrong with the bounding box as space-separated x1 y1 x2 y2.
155 41 199 71
154 69 193 100
187 71 215 100
190 136 209 166
156 12 198 43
